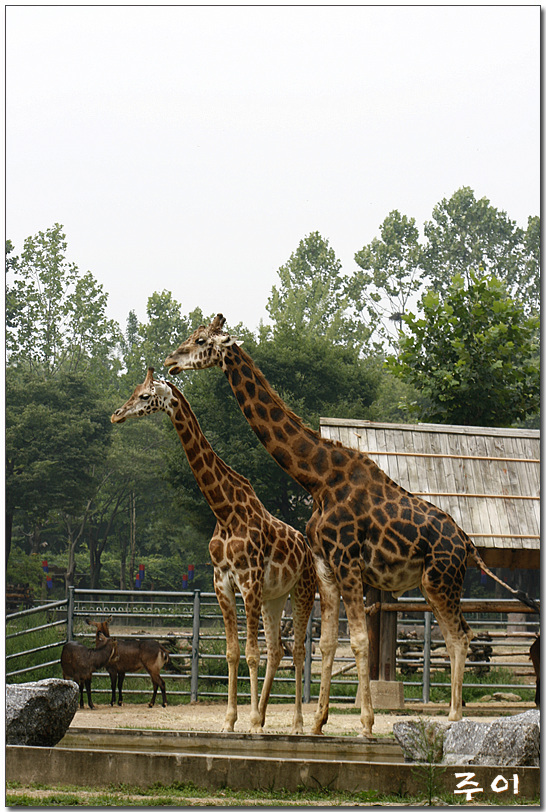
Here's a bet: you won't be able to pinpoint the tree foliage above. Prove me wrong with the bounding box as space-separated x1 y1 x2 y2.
122 292 203 379
353 210 423 349
267 231 374 353
6 367 113 566
6 224 121 377
6 197 539 590
386 273 540 427
421 187 535 308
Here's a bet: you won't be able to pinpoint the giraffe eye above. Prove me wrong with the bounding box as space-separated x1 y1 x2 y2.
140 394 151 400
195 338 206 345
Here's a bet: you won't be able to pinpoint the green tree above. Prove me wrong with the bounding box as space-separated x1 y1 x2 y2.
267 231 375 353
6 368 113 568
122 292 201 380
353 210 424 349
386 273 540 427
517 215 540 315
421 187 532 303
7 224 121 377
84 410 168 590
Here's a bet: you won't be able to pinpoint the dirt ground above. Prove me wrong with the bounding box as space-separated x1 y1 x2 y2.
68 699 521 738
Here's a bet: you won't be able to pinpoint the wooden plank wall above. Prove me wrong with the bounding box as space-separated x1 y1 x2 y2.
320 419 540 569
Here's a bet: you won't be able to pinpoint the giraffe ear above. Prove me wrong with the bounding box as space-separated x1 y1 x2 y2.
154 379 170 396
215 333 241 348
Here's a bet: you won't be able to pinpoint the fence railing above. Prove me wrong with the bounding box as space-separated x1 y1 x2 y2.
6 588 539 706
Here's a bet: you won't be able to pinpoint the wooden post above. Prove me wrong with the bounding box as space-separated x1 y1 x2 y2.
191 590 200 703
366 588 381 680
379 591 397 681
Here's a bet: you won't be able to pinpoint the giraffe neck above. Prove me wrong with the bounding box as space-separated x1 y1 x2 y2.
165 384 253 523
219 343 331 493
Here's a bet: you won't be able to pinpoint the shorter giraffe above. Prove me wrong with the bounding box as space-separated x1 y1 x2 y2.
111 369 316 734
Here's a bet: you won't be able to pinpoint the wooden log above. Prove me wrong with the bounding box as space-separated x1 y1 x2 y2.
382 600 540 614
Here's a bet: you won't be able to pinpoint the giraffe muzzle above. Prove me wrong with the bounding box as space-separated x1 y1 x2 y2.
111 411 127 424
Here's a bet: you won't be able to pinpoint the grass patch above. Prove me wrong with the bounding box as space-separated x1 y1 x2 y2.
6 780 539 807
401 666 533 703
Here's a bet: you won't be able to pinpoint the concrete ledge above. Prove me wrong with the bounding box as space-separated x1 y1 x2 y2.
60 727 402 762
7 743 540 800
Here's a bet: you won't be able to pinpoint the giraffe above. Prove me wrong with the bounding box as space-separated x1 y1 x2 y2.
111 368 316 734
164 314 539 737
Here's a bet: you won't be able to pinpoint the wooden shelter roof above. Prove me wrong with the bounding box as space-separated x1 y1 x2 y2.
320 418 540 570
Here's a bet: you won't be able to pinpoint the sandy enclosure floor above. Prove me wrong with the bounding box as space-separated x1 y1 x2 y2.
69 700 513 738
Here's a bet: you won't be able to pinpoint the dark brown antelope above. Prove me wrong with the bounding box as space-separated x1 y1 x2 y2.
86 617 170 707
61 632 118 709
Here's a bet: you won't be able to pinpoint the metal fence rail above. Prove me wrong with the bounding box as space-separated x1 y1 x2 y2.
6 588 539 706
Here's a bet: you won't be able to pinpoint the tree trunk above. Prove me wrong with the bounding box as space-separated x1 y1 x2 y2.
63 503 91 595
5 512 13 568
29 523 43 555
129 492 136 588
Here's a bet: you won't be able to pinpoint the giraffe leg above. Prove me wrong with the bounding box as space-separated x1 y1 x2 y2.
243 591 263 734
342 588 375 738
290 576 315 735
421 583 473 722
258 595 286 730
311 561 340 735
214 571 240 732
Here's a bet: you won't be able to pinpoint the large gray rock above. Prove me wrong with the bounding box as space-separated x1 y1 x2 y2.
392 719 449 763
443 719 490 765
6 678 79 746
395 710 541 767
471 709 540 767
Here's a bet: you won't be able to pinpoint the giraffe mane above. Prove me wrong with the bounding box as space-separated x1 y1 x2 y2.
235 343 345 449
205 313 352 456
209 314 354 453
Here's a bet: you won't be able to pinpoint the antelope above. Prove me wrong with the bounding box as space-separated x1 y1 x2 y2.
61 632 118 709
86 617 170 707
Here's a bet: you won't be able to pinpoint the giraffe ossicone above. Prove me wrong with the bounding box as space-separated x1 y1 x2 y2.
164 314 539 737
112 367 316 734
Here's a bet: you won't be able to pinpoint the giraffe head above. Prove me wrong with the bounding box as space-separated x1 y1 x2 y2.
111 368 175 424
164 313 239 375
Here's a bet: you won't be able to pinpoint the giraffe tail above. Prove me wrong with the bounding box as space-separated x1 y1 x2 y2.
470 546 540 614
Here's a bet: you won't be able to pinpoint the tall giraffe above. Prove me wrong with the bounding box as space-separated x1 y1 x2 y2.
111 368 316 734
164 314 539 737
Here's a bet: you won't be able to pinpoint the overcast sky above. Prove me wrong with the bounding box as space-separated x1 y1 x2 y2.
6 5 540 334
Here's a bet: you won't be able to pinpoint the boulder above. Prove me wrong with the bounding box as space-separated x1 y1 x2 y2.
395 710 540 767
6 678 79 746
442 719 489 765
471 709 540 767
392 719 449 763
